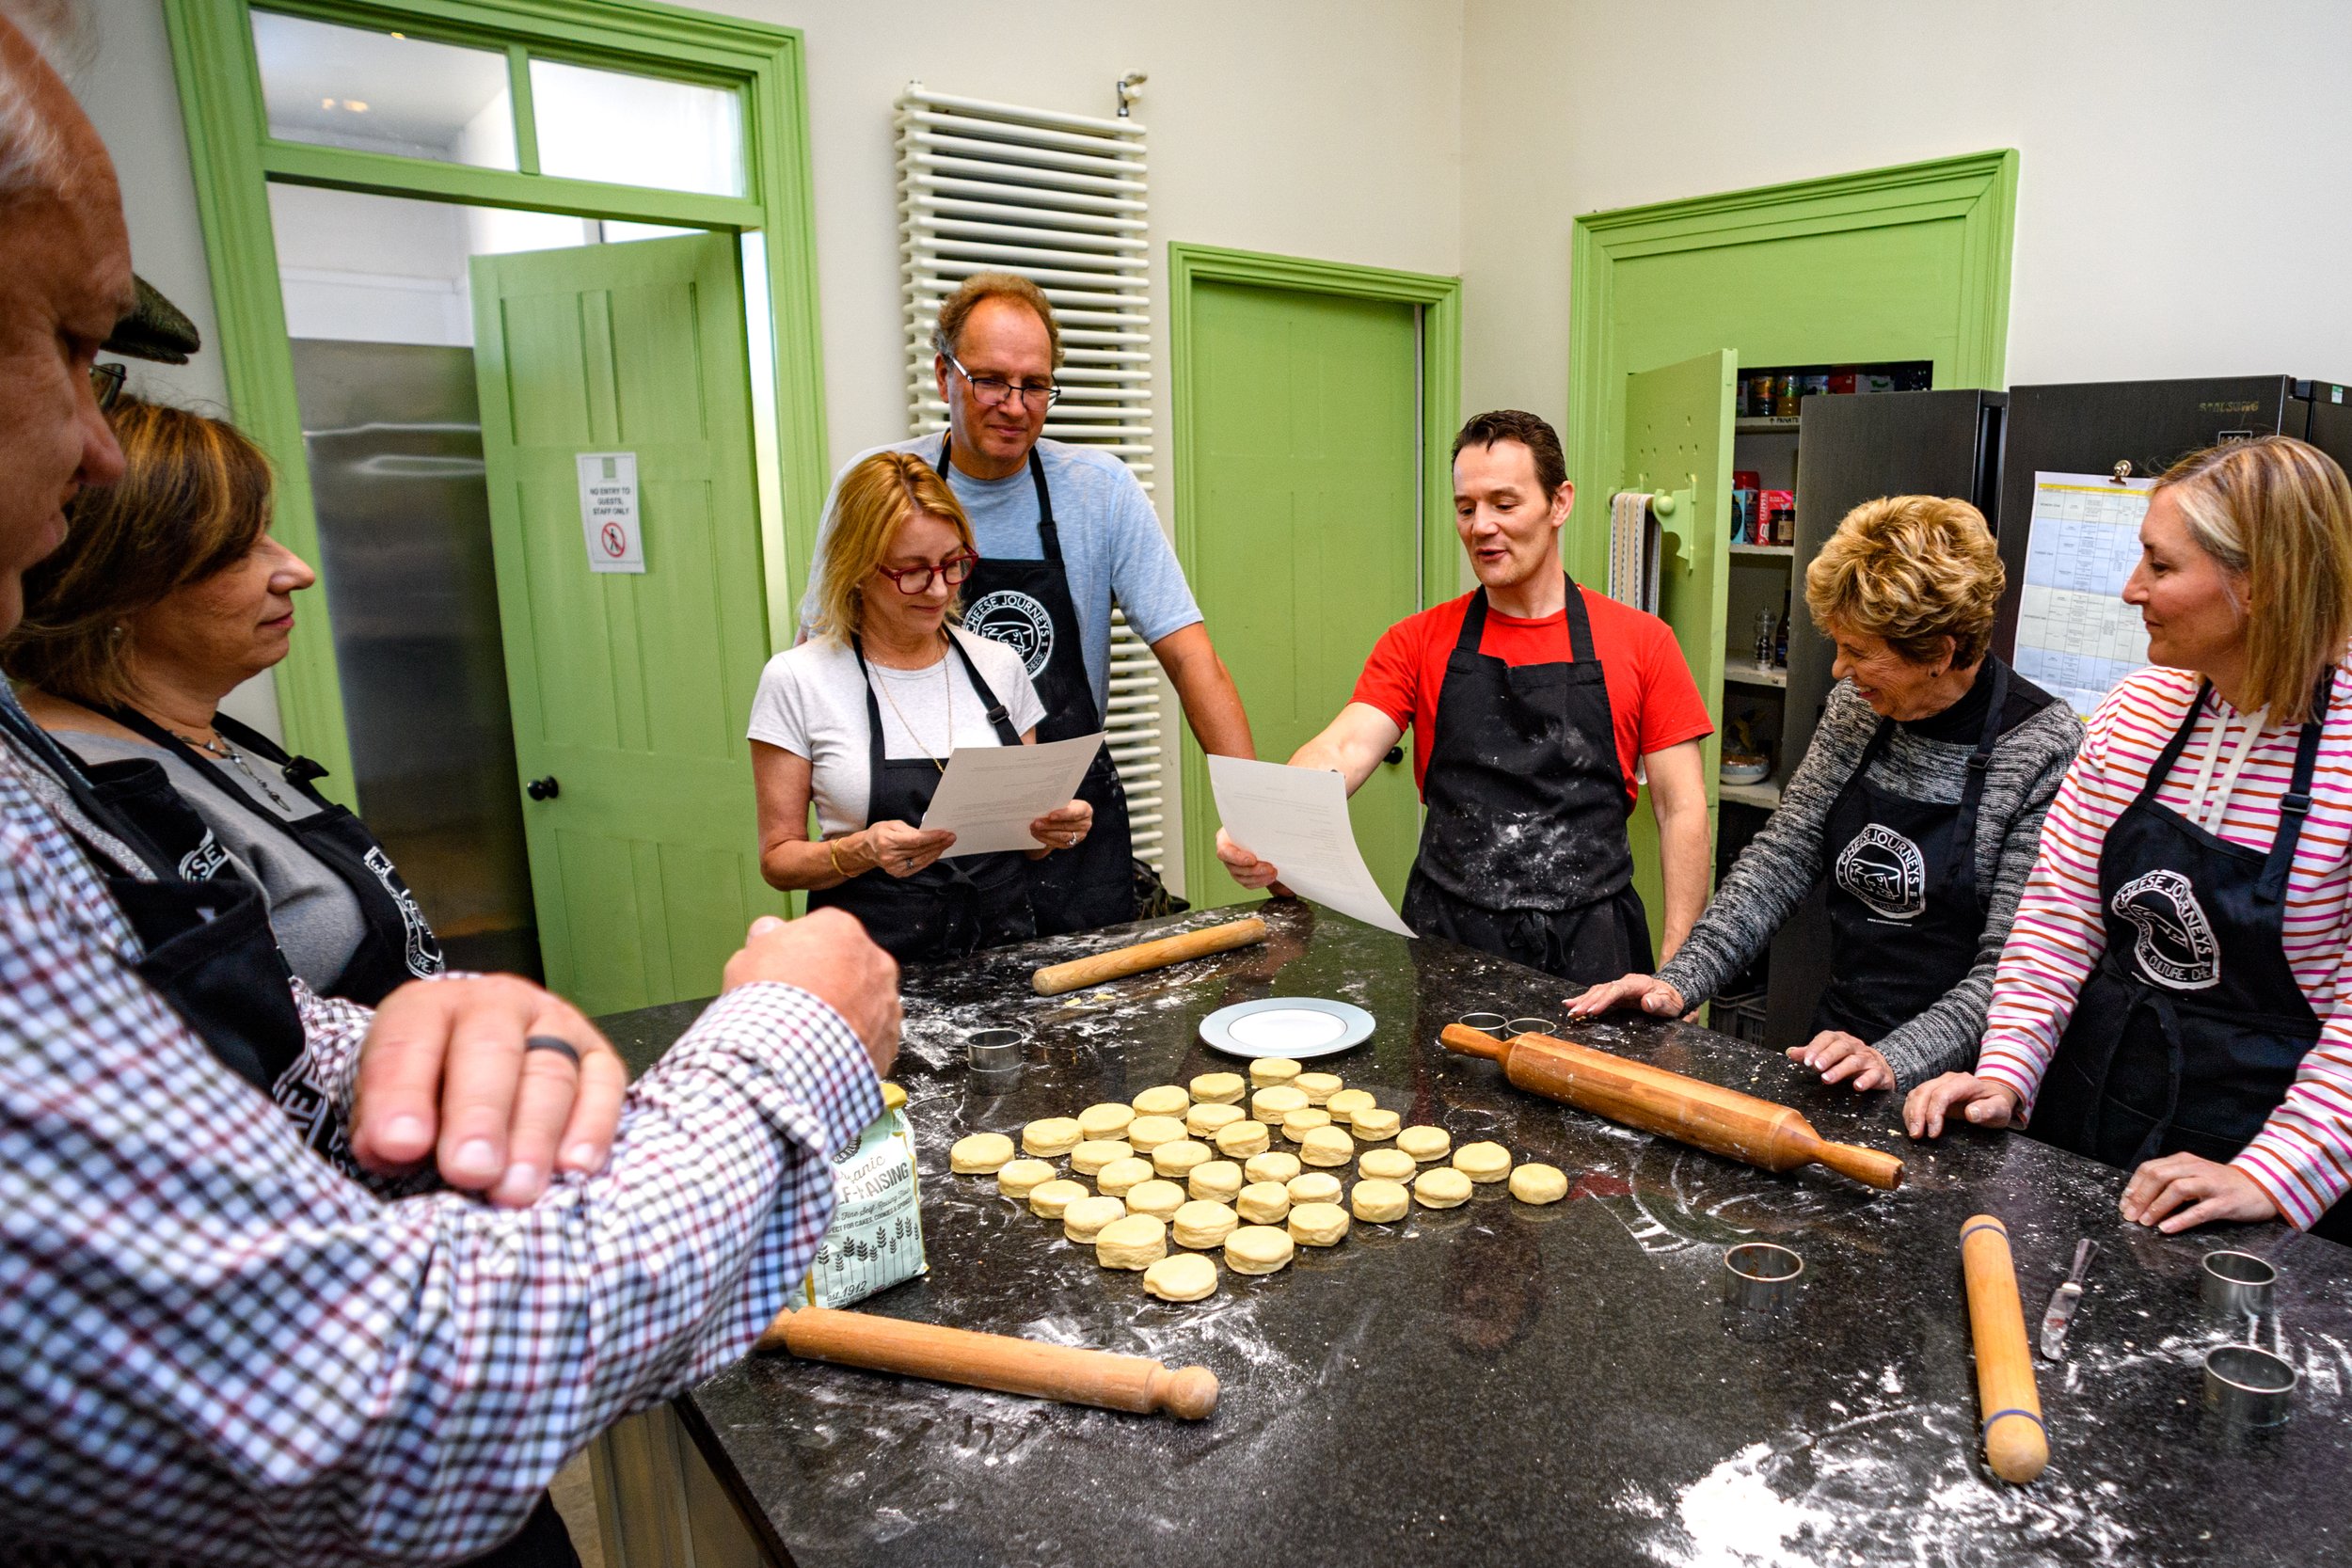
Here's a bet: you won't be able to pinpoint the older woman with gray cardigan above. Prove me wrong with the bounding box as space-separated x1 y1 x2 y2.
1568 495 2084 1093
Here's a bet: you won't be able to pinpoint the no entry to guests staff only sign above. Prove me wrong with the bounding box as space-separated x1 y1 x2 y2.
577 451 645 574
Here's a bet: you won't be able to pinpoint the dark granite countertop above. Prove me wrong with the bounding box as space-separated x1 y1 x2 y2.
600 903 2352 1568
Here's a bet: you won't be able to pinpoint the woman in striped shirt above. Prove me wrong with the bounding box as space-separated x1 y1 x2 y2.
1906 436 2352 1240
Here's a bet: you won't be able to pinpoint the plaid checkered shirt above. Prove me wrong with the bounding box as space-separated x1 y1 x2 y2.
0 740 882 1564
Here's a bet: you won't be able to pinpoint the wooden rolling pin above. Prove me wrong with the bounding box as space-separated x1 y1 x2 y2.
1438 1024 1905 1191
756 1307 1220 1419
1961 1214 2048 1483
1032 915 1268 996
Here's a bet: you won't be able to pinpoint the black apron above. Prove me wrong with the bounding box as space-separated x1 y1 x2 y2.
1398 581 1651 987
939 434 1136 935
1814 660 2015 1043
807 631 1038 961
2028 670 2348 1243
103 707 444 1006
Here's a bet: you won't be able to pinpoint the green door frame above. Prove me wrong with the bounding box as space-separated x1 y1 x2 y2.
1565 149 2017 587
1167 243 1461 904
162 0 829 804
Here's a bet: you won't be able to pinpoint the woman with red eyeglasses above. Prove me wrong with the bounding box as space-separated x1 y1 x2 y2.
748 451 1091 960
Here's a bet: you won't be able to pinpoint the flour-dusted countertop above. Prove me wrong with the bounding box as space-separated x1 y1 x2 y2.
598 903 2352 1568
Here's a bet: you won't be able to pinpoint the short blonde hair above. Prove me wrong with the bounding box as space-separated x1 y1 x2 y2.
810 452 976 643
2153 436 2352 725
932 271 1062 370
1804 495 2005 668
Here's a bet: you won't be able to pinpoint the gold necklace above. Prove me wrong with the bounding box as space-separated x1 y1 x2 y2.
869 638 954 773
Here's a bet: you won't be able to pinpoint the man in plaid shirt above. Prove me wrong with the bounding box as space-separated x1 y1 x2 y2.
0 8 903 1562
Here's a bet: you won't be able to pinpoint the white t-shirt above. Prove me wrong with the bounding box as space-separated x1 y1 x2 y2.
747 626 1048 837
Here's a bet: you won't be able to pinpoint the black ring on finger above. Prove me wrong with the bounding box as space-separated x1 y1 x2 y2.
524 1034 582 1067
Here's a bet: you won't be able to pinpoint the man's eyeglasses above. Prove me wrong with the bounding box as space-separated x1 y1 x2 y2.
91 362 126 413
944 350 1059 411
875 552 980 594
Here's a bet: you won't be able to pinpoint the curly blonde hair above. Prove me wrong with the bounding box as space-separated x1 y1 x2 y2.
1804 495 2005 668
808 451 976 643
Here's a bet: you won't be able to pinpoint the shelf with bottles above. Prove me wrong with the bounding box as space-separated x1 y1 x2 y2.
1735 360 1933 422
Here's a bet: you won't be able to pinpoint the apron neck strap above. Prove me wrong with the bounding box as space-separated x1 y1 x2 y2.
0 689 174 876
1456 575 1593 661
936 433 1061 567
2136 679 2218 808
2259 664 2336 900
1946 657 2011 896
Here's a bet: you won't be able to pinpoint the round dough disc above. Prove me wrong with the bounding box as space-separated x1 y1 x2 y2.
1244 1150 1302 1184
1395 1125 1452 1162
997 1158 1057 1198
1214 1119 1270 1158
949 1132 1015 1174
1288 1199 1350 1247
1224 1224 1295 1275
1325 1088 1377 1125
1143 1252 1218 1302
1294 1070 1343 1105
1131 1084 1190 1117
1124 1179 1187 1221
1279 1107 1333 1141
1152 1139 1212 1178
1069 1138 1135 1176
1126 1115 1187 1151
1189 1071 1246 1105
1359 1147 1417 1182
1076 1101 1135 1141
1096 1213 1168 1271
1094 1156 1155 1196
1350 1108 1401 1142
1511 1162 1570 1205
1248 1056 1303 1087
1251 1085 1309 1124
1299 1125 1355 1167
1351 1177 1410 1222
1188 1160 1245 1202
1454 1140 1514 1183
1171 1198 1239 1249
1021 1117 1082 1158
1414 1166 1473 1209
1285 1171 1342 1206
1062 1194 1127 1243
1186 1101 1246 1138
1027 1178 1089 1218
1235 1180 1292 1224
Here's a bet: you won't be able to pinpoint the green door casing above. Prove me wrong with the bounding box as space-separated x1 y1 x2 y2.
471 233 781 1015
1183 280 1423 909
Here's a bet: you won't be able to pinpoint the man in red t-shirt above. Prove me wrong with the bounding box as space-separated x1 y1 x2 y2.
1217 410 1713 985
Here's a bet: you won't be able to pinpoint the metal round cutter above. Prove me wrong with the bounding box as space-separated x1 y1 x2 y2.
2203 1342 2296 1428
1722 1242 1804 1313
2201 1250 2277 1317
1456 1012 1509 1039
967 1026 1027 1073
1503 1018 1554 1040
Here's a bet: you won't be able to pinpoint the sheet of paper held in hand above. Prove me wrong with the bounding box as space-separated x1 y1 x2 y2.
920 733 1104 856
1208 755 1416 938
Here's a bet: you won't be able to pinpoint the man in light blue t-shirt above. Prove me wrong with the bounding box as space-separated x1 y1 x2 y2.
798 273 1255 936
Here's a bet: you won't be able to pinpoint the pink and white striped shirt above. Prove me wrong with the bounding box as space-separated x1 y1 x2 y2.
1979 664 2352 1229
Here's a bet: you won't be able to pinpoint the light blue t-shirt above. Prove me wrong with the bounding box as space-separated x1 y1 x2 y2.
797 435 1203 714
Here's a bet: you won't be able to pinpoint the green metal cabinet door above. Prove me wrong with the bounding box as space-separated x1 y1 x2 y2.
1182 281 1422 909
470 233 780 1015
1617 350 1736 939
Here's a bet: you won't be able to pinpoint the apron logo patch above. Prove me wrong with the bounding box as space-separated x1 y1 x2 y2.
365 846 445 977
177 831 230 883
2111 869 2221 990
1834 823 1926 921
965 590 1056 677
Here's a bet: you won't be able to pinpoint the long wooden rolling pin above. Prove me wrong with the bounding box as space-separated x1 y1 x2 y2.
1961 1214 2049 1482
1438 1024 1905 1191
1032 915 1268 995
756 1307 1220 1419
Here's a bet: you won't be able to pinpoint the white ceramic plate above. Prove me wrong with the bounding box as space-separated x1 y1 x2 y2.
1198 997 1375 1059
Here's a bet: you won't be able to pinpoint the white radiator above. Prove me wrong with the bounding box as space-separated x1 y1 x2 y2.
897 84 1165 870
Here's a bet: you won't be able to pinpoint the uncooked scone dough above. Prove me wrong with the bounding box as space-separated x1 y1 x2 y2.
1235 1180 1292 1224
1187 1101 1246 1138
1510 1163 1569 1204
1131 1084 1190 1117
949 1132 1015 1174
1287 1200 1350 1246
1358 1147 1416 1182
1062 1194 1127 1243
1189 1071 1246 1105
1395 1125 1452 1162
1171 1198 1239 1249
1188 1159 1244 1201
997 1158 1057 1198
1021 1117 1083 1158
1143 1251 1218 1302
1285 1171 1341 1206
1413 1166 1472 1209
1325 1088 1377 1126
1251 1085 1309 1124
1294 1070 1343 1105
1244 1150 1301 1184
1069 1138 1134 1176
1224 1224 1295 1275
1077 1101 1135 1141
1214 1119 1270 1158
1095 1213 1168 1270
1299 1125 1355 1167
1152 1139 1212 1177
1027 1178 1089 1218
1094 1156 1155 1196
1453 1141 1513 1183
1126 1115 1187 1151
1279 1107 1333 1141
1124 1179 1187 1221
1248 1057 1302 1087
1350 1108 1400 1142
1350 1178 1410 1222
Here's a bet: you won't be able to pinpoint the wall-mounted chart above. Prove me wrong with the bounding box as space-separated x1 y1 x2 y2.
2012 471 2154 720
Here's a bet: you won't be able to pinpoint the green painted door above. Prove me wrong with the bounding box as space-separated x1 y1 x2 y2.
470 233 781 1015
1616 350 1737 935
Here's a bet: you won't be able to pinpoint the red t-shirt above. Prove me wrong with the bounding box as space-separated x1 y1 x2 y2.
1351 587 1714 812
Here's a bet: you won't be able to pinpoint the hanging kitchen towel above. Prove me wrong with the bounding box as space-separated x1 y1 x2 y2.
1608 490 1661 614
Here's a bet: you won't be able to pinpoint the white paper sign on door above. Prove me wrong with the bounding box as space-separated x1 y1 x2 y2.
577 451 644 574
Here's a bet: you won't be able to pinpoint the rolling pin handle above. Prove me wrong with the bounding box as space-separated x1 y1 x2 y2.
1150 1364 1223 1419
1810 1139 1906 1192
1438 1022 1510 1062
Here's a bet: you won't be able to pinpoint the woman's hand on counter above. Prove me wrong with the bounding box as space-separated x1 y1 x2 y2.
1026 799 1093 858
862 819 955 878
725 911 901 1074
2121 1151 2280 1234
1789 1031 1894 1092
1902 1072 2021 1138
1565 973 1687 1020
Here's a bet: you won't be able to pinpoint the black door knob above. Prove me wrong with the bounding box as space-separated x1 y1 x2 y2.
526 776 560 801
1383 747 1405 766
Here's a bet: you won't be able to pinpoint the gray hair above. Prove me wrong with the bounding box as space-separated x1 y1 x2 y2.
0 0 89 198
